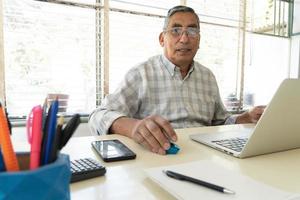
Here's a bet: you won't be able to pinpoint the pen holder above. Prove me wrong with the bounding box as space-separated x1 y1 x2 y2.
0 153 71 200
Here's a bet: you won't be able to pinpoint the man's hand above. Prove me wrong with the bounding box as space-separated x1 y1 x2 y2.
236 105 266 124
131 115 177 155
248 105 266 123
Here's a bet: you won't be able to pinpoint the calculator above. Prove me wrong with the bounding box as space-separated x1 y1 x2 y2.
70 158 106 183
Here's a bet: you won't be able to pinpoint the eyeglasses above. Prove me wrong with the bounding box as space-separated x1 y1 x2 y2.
164 27 200 38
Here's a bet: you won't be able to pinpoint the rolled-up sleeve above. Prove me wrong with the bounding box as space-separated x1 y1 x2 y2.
89 108 126 135
88 68 141 135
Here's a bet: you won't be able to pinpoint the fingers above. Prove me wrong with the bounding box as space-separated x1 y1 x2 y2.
133 130 153 151
140 122 167 153
249 105 266 122
144 119 170 150
131 115 177 155
152 116 177 142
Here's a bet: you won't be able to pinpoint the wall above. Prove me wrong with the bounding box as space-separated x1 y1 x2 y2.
290 35 300 78
290 0 300 78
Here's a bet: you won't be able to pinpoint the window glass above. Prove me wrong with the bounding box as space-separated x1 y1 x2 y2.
244 33 290 106
187 0 241 110
3 0 96 116
247 0 290 37
187 0 241 27
109 11 164 92
293 0 300 34
195 23 239 102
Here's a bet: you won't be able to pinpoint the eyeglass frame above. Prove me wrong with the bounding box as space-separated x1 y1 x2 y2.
163 27 200 38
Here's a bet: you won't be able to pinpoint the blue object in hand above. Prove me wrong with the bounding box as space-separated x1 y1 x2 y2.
166 143 180 154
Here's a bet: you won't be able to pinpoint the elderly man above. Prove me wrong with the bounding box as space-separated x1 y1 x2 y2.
89 5 264 155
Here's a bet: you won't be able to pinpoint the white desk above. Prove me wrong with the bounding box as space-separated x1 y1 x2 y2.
13 124 300 199
57 124 300 200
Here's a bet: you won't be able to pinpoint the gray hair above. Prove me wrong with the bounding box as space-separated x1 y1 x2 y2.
163 5 200 30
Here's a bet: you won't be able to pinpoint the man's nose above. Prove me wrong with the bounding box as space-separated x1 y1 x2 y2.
178 31 189 43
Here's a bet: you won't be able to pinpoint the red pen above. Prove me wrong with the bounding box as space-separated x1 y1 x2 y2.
27 105 43 170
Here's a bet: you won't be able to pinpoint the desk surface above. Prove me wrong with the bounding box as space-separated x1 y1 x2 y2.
14 124 300 199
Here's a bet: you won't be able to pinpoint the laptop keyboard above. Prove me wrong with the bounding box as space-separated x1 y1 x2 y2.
212 138 248 152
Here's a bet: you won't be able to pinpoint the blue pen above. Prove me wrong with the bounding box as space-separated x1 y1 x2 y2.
42 99 59 165
0 148 6 171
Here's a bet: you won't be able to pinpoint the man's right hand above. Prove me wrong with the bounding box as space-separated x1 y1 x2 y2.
131 115 177 155
110 115 177 155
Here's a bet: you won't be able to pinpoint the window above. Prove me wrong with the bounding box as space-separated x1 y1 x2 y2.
3 0 97 117
188 0 244 110
195 23 240 101
1 0 295 119
247 0 291 37
244 33 290 105
109 9 165 92
293 0 300 34
108 0 179 92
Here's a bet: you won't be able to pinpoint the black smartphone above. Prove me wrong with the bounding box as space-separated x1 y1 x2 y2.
91 139 136 162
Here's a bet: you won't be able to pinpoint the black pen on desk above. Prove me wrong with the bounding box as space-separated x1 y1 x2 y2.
59 114 81 149
163 170 235 195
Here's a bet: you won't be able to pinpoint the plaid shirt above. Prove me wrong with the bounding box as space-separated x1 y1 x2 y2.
89 55 234 135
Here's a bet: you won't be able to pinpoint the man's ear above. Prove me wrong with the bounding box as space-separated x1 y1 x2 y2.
159 32 164 47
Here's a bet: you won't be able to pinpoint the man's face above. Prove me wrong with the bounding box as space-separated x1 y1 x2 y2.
159 12 200 67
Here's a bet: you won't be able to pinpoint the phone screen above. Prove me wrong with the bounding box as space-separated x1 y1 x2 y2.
91 139 136 162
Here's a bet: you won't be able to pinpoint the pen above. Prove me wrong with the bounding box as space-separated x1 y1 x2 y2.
42 99 59 165
27 105 43 170
59 114 81 149
0 103 19 171
163 170 235 195
49 116 64 163
40 102 51 165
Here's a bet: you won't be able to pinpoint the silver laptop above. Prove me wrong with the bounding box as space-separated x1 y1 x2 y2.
190 78 300 158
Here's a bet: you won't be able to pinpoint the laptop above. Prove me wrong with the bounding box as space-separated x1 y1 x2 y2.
190 78 300 158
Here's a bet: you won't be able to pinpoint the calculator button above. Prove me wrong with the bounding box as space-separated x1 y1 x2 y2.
70 158 106 183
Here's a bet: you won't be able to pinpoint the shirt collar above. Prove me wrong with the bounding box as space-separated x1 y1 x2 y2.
160 54 195 78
